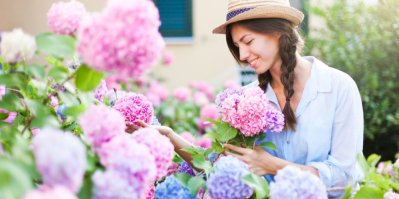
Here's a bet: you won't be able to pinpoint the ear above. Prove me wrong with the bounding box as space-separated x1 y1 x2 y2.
272 32 282 39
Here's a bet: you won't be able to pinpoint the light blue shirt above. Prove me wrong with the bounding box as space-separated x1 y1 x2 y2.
250 57 364 190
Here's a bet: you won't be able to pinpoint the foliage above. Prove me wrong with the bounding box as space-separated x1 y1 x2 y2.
304 0 399 160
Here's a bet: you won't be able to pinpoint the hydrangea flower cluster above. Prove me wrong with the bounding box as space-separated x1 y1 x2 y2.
79 105 125 151
132 128 174 179
32 128 87 193
95 134 156 199
155 176 197 199
173 87 192 102
269 165 327 199
207 156 253 199
77 0 164 80
217 87 270 136
47 0 87 35
264 104 285 133
215 88 244 108
113 92 154 126
23 186 77 199
0 29 36 64
178 161 195 176
145 81 169 106
145 184 155 199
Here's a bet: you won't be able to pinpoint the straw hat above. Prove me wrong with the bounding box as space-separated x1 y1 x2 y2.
213 0 304 34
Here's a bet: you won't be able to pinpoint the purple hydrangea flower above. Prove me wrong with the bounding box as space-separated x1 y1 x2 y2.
270 165 327 199
215 88 244 108
155 176 197 199
178 161 195 176
264 103 285 133
32 128 86 193
207 156 253 199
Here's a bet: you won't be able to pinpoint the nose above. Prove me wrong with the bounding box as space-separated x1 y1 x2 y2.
239 46 249 62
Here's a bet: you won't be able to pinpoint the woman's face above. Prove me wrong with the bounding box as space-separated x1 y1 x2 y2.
231 24 281 74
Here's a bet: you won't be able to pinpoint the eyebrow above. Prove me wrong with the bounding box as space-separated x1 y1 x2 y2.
233 34 250 46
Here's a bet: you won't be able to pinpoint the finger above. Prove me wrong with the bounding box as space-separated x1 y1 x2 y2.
224 150 245 161
135 120 150 128
224 144 250 154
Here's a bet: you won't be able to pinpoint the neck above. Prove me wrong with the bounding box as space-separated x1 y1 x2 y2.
269 53 312 89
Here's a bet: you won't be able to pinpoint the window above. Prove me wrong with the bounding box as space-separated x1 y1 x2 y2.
154 0 193 39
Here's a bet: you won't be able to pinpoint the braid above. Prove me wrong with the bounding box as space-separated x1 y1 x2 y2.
279 28 299 131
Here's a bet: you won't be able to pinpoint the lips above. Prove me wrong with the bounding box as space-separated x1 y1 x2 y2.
248 58 257 68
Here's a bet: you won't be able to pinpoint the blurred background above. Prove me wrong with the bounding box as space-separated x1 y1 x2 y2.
0 0 397 161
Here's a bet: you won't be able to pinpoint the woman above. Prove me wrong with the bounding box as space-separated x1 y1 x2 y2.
134 0 364 197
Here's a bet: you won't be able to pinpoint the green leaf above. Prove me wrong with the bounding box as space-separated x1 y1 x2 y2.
356 153 370 175
340 187 353 199
187 176 206 196
241 173 269 199
75 65 104 92
353 186 384 199
211 140 224 153
258 141 276 151
367 154 381 168
63 104 86 119
0 112 8 120
25 64 45 79
180 146 199 155
192 154 213 174
0 158 33 199
36 33 76 58
217 121 238 142
174 173 192 187
0 73 29 89
0 94 23 111
48 66 69 83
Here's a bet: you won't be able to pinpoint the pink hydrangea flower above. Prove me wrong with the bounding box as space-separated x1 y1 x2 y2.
94 80 108 102
173 87 191 102
79 105 125 151
77 0 165 80
0 109 17 124
146 184 155 199
219 87 269 136
190 81 214 100
23 186 77 199
132 128 174 179
198 104 219 130
31 128 41 136
113 92 154 126
193 92 209 107
47 0 87 35
0 85 5 100
166 162 179 176
377 162 396 176
180 132 196 144
195 136 212 149
162 51 174 66
49 95 59 110
145 81 169 106
384 190 399 199
105 75 121 90
95 134 156 198
32 128 86 193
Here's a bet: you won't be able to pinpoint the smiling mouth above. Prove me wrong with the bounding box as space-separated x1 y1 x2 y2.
248 59 257 68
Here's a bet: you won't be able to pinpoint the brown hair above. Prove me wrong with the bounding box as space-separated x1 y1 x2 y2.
226 18 303 131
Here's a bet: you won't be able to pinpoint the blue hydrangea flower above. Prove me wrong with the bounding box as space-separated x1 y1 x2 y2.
178 161 195 176
155 176 197 199
269 165 327 199
206 156 253 199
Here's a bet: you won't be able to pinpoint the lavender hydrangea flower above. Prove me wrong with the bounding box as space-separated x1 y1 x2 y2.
207 156 253 199
94 80 108 102
155 176 197 199
32 128 87 193
264 103 285 133
215 88 244 108
270 165 327 199
47 0 87 35
178 161 195 176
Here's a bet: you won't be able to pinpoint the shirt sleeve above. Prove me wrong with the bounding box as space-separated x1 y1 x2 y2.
307 75 364 188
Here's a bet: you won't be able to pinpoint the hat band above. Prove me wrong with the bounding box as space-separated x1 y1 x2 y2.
226 7 255 21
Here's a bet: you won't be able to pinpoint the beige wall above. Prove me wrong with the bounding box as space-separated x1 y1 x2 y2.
0 0 239 90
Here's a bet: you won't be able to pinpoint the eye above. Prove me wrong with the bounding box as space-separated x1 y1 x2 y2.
246 39 254 45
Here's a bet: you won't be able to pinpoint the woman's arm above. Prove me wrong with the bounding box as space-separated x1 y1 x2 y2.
224 144 319 176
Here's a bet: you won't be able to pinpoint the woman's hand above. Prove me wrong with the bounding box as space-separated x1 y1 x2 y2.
125 120 174 137
224 144 275 176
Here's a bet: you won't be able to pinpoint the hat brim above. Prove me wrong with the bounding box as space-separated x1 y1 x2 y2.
212 5 304 34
